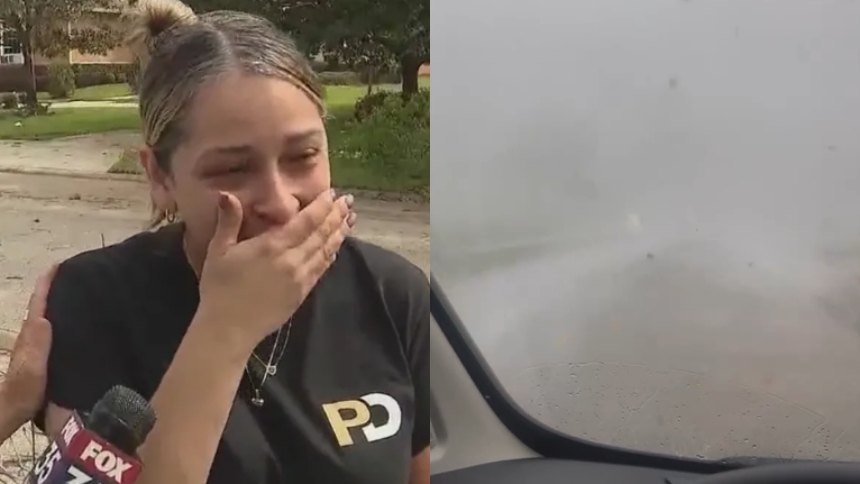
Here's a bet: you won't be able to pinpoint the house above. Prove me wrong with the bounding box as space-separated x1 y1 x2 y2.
3 1 425 72
0 1 132 67
66 6 135 64
0 22 24 66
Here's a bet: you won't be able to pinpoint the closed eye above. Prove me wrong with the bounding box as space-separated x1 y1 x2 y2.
287 148 321 163
226 164 248 173
206 160 251 177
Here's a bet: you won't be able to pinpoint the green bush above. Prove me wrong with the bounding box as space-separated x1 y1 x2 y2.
17 101 52 117
127 64 141 94
46 63 76 99
0 64 50 93
71 64 133 88
353 90 397 121
359 68 401 85
0 93 18 110
332 89 429 194
311 58 353 73
317 71 361 86
317 69 401 87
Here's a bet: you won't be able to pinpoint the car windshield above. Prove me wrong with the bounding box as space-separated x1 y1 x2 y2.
432 0 860 463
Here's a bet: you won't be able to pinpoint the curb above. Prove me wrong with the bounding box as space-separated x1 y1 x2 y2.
0 166 145 184
0 166 430 205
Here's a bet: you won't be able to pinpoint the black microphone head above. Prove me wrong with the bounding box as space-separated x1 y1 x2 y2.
90 385 156 450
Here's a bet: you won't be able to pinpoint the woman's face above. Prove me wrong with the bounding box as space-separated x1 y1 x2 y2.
143 72 330 249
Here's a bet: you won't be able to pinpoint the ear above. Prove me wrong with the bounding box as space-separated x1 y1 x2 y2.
139 147 175 212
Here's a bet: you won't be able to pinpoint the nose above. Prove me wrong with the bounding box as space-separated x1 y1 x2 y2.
248 166 301 227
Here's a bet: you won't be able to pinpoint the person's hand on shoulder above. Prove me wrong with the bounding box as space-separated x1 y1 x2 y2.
0 265 57 439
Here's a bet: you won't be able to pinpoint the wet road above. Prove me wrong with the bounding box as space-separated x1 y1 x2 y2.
435 231 860 461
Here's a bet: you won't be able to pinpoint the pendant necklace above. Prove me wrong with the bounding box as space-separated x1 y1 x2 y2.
183 231 292 407
245 319 292 406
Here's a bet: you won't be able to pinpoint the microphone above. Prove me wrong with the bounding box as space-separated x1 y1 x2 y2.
29 385 157 484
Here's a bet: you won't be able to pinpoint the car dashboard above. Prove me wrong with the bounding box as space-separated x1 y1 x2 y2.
433 456 860 484
432 457 699 484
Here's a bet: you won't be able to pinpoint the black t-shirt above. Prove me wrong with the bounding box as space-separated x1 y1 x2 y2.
37 224 429 484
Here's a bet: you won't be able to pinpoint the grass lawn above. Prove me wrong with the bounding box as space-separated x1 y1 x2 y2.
324 77 430 109
72 84 135 101
37 77 430 106
4 78 430 194
37 83 135 102
52 83 388 107
1 80 431 140
0 108 140 140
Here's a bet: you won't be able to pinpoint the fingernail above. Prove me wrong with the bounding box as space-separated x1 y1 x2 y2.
218 192 229 209
347 211 358 227
330 188 337 199
345 194 355 208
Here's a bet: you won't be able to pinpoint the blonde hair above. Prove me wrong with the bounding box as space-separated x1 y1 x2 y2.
124 0 324 227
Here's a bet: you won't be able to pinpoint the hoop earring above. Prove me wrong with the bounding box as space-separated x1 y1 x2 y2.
165 208 177 224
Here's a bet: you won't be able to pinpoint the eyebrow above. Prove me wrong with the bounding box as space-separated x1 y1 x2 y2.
203 145 255 157
282 128 324 145
199 129 325 159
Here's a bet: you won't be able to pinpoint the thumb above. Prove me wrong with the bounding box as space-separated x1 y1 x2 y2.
209 192 243 254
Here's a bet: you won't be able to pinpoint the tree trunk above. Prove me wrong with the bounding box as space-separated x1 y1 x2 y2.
400 53 421 98
21 33 37 110
365 66 377 96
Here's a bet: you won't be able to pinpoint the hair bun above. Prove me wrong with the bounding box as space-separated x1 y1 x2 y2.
126 0 197 61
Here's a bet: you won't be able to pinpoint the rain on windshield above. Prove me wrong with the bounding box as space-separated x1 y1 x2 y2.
432 0 860 462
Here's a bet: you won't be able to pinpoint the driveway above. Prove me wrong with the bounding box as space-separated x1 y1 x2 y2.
0 132 140 176
0 171 429 333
